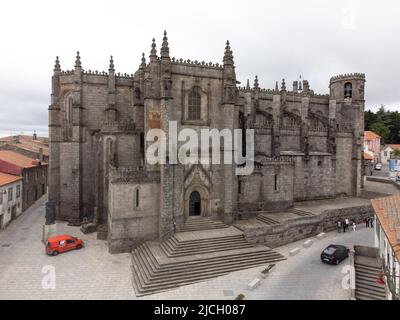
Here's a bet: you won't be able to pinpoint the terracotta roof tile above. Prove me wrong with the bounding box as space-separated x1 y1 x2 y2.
0 172 22 186
0 150 47 168
365 130 381 141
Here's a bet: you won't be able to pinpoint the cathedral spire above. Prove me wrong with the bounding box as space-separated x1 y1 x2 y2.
160 30 170 60
223 40 234 66
254 75 259 89
275 81 279 92
75 51 81 68
246 79 250 90
109 55 114 72
150 38 157 62
54 56 61 73
281 78 286 91
140 53 146 69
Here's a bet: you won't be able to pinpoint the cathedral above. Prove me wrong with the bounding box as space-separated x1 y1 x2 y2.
48 31 365 253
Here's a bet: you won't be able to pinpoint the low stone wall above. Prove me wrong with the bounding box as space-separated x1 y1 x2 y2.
354 245 380 258
243 204 374 248
366 176 400 190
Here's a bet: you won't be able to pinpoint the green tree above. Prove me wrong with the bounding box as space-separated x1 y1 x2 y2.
371 121 390 142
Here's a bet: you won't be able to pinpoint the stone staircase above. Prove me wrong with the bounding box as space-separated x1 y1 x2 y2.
179 216 229 232
355 261 386 300
289 208 315 217
256 214 280 225
131 227 286 296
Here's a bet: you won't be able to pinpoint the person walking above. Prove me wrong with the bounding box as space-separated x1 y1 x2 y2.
345 218 349 231
337 220 341 233
352 221 356 232
365 217 369 228
370 216 374 228
342 220 346 233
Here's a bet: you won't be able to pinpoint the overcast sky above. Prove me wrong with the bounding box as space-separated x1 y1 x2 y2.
0 0 399 137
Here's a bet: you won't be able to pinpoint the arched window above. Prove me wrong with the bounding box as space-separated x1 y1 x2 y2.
67 96 73 124
344 82 352 98
188 88 201 120
310 118 319 130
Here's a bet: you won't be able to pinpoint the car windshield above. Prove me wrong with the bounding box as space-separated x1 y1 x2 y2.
323 246 336 255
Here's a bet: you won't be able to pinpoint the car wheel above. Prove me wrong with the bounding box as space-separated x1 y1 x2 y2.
52 251 59 256
76 245 82 250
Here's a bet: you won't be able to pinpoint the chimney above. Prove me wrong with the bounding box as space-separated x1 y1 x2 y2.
39 148 43 162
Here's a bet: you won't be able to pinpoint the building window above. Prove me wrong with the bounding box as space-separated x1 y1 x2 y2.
274 174 278 191
25 173 29 183
16 185 20 198
0 192 3 205
384 151 388 157
188 88 201 120
135 188 140 208
8 187 13 202
344 82 352 98
67 96 73 124
238 181 242 194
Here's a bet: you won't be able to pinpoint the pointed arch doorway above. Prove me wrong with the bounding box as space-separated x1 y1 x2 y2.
189 191 201 216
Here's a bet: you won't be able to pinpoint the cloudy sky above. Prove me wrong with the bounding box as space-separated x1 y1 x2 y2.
0 0 399 137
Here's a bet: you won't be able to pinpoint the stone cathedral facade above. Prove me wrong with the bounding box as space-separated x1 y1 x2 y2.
48 31 365 253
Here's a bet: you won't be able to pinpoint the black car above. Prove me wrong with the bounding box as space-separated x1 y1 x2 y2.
320 244 349 265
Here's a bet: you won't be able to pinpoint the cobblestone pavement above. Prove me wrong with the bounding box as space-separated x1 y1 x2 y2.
0 195 374 300
0 196 135 300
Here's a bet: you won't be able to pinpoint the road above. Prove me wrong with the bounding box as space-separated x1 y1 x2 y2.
0 196 374 300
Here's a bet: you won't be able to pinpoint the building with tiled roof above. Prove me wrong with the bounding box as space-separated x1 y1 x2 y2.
0 172 23 229
381 144 400 164
364 130 381 163
0 150 47 211
0 134 49 162
371 194 400 299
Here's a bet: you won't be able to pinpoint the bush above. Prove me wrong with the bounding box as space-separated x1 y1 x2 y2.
235 293 245 300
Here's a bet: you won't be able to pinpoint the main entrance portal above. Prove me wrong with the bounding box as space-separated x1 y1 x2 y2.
189 191 201 216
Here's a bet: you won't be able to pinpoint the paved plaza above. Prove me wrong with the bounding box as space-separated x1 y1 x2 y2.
0 195 376 300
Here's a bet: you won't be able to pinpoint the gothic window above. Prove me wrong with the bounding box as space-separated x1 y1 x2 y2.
188 88 201 120
67 96 73 124
344 82 352 98
310 118 319 130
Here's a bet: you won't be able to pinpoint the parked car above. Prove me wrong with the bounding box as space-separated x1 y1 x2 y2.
320 244 349 265
375 163 382 170
46 234 84 256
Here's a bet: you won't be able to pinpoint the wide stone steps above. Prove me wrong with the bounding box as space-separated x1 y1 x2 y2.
131 239 286 296
355 263 386 300
180 217 229 232
289 208 315 217
256 214 280 225
160 234 254 257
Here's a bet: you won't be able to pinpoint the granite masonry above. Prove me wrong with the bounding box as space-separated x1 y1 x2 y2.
48 31 366 253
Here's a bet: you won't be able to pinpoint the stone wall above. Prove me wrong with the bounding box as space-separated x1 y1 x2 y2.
243 204 374 248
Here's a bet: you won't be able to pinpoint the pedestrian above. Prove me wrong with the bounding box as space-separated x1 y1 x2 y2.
337 220 341 233
370 216 374 228
352 221 356 232
365 217 369 228
345 218 349 231
342 221 346 233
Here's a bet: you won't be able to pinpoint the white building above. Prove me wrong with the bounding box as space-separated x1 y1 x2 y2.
372 194 400 300
381 144 400 164
0 172 23 229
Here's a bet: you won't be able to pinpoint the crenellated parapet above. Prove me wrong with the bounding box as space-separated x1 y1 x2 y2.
330 73 365 84
109 165 160 184
171 57 223 69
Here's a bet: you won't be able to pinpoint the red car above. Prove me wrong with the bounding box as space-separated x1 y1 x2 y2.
46 234 84 256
